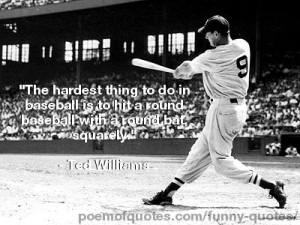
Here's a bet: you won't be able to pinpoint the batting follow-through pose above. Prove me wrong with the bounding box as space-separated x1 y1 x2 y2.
142 15 287 208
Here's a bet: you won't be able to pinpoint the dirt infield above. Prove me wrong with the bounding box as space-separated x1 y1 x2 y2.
0 153 299 225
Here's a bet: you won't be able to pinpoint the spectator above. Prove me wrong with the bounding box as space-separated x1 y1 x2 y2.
265 138 281 156
285 145 300 157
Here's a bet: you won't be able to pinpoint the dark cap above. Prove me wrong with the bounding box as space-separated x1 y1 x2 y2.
197 15 230 35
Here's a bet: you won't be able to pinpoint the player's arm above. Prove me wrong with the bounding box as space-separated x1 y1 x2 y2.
174 49 218 80
173 53 208 80
174 61 195 80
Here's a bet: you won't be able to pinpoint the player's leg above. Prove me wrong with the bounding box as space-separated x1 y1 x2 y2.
143 129 212 205
165 130 212 196
270 147 275 156
208 101 287 208
174 128 212 184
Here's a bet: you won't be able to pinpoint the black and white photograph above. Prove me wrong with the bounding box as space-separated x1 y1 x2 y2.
0 0 299 224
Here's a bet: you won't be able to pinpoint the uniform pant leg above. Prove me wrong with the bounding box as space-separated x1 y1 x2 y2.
175 128 212 184
207 102 254 184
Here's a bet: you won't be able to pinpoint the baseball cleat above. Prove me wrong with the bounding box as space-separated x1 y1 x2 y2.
142 191 173 206
269 180 287 208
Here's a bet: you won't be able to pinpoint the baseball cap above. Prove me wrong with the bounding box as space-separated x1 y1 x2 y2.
197 15 230 35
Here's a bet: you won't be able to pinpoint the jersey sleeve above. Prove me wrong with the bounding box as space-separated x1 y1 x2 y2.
191 50 223 74
190 50 213 74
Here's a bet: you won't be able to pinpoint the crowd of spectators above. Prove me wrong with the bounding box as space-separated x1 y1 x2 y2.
240 52 300 137
0 0 73 10
0 69 207 140
0 53 299 141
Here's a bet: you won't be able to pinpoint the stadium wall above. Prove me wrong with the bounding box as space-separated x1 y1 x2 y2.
0 140 94 154
0 137 277 155
100 138 250 155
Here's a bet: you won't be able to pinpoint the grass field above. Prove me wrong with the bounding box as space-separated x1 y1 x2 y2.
0 153 299 225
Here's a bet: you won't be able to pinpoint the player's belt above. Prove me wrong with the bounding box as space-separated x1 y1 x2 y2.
210 98 245 104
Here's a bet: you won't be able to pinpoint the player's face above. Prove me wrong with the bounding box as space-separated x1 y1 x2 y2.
205 31 220 47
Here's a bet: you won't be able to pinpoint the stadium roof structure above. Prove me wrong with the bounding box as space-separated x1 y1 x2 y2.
0 0 146 20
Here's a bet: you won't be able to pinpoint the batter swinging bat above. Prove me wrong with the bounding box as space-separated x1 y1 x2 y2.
131 58 175 74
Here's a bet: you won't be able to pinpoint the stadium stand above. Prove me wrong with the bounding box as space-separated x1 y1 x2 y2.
0 0 299 144
0 0 74 10
0 54 299 141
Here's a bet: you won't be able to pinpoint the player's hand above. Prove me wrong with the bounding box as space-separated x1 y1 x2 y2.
174 61 194 80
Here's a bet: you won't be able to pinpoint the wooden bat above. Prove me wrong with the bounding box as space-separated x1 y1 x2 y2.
131 58 174 74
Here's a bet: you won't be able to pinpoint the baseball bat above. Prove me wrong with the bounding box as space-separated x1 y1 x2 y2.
131 58 175 74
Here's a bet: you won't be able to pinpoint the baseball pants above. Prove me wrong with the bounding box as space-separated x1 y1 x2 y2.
175 98 257 184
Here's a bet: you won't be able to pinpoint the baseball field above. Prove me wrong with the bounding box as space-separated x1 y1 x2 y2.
0 153 299 225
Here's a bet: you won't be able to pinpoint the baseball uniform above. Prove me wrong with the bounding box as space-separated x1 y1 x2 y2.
175 39 260 185
143 15 286 209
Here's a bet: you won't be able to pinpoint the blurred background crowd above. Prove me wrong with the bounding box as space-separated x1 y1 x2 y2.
0 52 299 141
0 0 73 10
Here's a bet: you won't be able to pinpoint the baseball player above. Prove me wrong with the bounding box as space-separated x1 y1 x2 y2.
285 145 300 157
265 138 281 156
142 15 287 208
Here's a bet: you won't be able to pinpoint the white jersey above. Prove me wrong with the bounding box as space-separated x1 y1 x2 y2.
191 39 250 99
